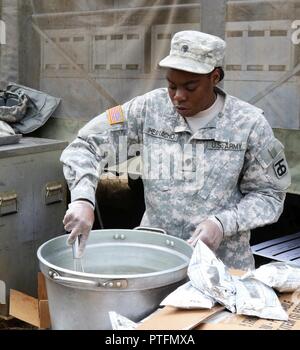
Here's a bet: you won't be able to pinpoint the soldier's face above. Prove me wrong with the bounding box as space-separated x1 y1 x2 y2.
166 68 218 117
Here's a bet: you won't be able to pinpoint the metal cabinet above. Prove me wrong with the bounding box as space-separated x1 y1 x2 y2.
0 137 68 317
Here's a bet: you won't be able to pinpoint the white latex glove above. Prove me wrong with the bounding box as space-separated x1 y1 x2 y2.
63 200 95 258
187 218 223 252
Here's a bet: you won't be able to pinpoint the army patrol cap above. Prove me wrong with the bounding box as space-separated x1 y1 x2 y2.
159 31 226 74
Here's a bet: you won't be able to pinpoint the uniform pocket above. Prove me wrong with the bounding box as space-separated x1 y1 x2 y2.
143 178 172 209
145 178 172 192
198 159 229 200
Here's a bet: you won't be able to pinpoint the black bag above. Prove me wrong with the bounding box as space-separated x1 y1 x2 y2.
1 83 61 134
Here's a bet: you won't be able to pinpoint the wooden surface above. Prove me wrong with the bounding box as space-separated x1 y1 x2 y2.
9 289 40 328
137 305 225 330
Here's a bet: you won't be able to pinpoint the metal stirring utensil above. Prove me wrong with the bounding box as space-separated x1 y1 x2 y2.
72 236 85 273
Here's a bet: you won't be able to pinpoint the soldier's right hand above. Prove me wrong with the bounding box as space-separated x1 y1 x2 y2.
188 218 223 252
63 200 95 258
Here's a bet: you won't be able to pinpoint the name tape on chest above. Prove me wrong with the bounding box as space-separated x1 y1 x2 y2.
106 105 125 125
207 141 245 151
145 127 179 142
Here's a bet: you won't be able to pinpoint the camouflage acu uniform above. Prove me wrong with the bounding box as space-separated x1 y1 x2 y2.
61 87 291 270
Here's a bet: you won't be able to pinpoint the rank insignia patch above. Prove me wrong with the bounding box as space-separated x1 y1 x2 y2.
107 105 125 125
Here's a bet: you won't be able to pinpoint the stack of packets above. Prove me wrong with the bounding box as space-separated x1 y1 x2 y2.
109 311 138 331
109 241 300 329
162 241 300 321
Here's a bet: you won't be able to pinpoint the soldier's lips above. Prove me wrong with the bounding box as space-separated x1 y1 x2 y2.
175 106 191 115
175 105 189 111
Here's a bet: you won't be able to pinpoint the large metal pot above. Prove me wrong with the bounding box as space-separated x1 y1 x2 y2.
37 228 193 330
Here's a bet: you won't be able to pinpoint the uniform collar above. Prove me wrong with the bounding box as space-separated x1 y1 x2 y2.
173 86 229 140
174 113 191 133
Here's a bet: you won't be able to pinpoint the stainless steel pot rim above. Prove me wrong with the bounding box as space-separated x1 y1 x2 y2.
38 257 189 280
37 229 193 280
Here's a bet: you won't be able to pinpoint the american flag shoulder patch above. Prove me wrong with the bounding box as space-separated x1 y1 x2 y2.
106 105 125 125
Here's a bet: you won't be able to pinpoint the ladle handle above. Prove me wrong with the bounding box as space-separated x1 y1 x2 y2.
72 235 81 259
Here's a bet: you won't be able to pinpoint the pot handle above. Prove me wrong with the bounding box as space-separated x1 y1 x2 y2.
134 226 167 235
48 270 128 289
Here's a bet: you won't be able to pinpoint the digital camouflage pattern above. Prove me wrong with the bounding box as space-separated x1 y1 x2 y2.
159 31 226 75
61 87 291 270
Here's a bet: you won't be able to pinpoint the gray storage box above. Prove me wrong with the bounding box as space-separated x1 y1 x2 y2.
0 137 68 317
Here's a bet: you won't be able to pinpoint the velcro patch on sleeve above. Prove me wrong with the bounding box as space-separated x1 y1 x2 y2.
106 105 125 125
273 155 288 179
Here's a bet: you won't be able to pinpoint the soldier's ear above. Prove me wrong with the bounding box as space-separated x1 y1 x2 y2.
212 69 220 85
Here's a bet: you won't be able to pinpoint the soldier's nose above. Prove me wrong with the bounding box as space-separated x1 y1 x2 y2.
173 89 187 102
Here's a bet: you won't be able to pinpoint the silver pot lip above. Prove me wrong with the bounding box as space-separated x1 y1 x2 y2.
37 229 193 281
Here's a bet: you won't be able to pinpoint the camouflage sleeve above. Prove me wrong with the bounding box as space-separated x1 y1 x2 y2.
215 115 291 237
60 95 145 206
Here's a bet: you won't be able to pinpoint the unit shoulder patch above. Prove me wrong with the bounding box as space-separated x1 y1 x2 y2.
273 155 288 179
106 105 125 125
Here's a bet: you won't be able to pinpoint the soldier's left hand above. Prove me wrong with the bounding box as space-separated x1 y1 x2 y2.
188 219 223 251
